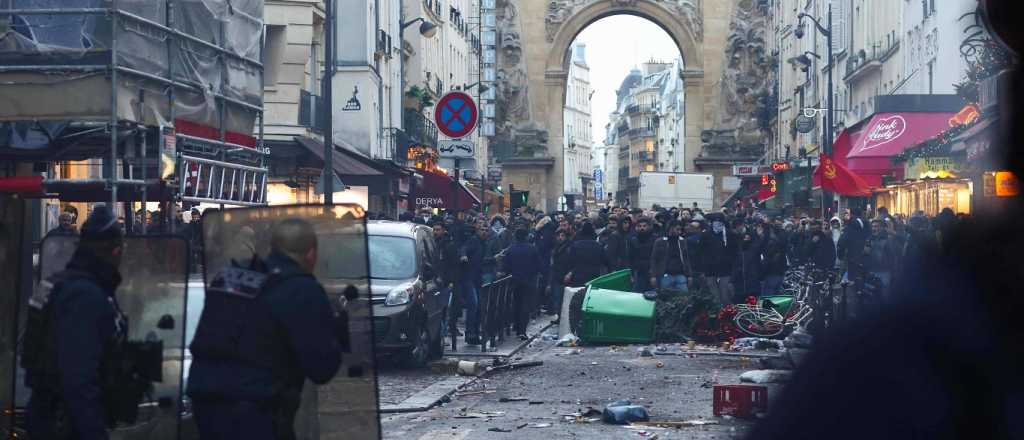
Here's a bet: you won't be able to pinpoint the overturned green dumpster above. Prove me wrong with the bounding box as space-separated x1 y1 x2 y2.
576 270 656 344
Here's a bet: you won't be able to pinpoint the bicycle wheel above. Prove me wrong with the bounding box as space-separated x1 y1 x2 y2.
734 310 785 338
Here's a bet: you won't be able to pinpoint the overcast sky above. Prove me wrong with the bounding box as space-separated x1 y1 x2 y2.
573 16 681 146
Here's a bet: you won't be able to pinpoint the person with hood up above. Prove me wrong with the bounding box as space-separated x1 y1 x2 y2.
863 218 896 302
699 213 737 305
802 220 837 271
829 216 843 267
758 222 787 296
564 222 610 287
732 229 763 301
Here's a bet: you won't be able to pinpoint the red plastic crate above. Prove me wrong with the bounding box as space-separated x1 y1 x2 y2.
713 384 768 418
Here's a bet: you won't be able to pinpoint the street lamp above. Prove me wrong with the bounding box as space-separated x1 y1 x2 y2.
402 17 439 38
796 5 834 217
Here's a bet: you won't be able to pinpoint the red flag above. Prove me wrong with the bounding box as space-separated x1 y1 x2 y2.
813 153 872 197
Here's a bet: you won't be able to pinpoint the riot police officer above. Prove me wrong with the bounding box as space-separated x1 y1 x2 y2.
187 218 343 440
24 205 127 440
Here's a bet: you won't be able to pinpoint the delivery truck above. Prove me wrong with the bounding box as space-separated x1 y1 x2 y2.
638 172 714 211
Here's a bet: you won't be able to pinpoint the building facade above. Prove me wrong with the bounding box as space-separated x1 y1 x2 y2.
562 43 594 207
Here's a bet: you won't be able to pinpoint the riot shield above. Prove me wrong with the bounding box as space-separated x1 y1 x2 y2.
27 234 190 440
1 195 26 438
200 205 380 440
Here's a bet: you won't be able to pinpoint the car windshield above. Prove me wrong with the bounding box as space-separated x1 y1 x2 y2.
320 234 416 280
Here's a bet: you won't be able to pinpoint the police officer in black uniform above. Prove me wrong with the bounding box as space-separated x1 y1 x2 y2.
186 218 343 440
25 205 127 440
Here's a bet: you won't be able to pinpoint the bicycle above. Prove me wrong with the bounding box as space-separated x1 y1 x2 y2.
732 268 830 338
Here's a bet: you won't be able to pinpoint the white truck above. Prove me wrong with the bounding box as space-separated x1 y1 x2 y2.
638 172 714 211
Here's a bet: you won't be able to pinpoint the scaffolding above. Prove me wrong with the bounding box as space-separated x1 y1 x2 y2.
0 0 269 212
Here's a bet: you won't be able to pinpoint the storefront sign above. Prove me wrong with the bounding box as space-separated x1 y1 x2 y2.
733 164 772 176
861 115 907 152
904 156 963 179
771 162 791 172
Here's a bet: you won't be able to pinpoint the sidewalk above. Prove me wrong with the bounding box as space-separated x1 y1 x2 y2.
379 315 555 413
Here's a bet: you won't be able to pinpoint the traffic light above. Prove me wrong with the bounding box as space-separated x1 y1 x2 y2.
510 190 529 209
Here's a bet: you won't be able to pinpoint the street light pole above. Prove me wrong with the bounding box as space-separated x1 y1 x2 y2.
798 4 834 217
323 0 335 205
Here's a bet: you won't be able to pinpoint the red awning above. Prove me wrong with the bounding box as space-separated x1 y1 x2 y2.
814 154 872 197
0 175 44 195
413 171 481 211
845 112 957 181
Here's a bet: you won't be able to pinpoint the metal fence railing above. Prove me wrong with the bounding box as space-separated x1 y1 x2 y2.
450 276 515 352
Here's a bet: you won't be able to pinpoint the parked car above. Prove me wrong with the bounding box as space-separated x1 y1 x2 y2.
326 221 450 367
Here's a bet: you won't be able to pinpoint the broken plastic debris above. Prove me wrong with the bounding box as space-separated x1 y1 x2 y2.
739 369 793 384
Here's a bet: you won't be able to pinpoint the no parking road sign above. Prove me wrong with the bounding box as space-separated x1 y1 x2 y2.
435 91 478 139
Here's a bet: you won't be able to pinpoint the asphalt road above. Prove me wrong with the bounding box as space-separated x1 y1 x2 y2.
381 337 771 440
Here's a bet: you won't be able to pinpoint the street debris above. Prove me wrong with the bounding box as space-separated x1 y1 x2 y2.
639 347 654 357
732 337 785 351
557 333 579 347
486 360 544 375
457 360 483 376
454 409 505 419
655 362 664 368
529 423 552 428
528 400 544 405
633 420 720 428
454 389 496 397
487 427 512 433
739 369 793 384
602 400 651 425
498 397 528 403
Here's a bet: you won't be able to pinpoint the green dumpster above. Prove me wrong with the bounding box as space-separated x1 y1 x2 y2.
585 269 634 292
579 288 655 343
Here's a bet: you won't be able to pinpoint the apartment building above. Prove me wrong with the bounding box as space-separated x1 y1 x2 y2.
563 43 594 207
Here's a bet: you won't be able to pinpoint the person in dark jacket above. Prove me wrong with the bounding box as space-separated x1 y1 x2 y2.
549 229 573 316
188 218 343 440
26 206 125 440
650 221 693 292
732 230 763 301
837 207 869 278
803 223 837 271
46 212 78 237
457 225 486 344
433 222 461 337
628 217 659 292
699 214 737 305
501 228 542 339
564 223 610 287
864 219 896 300
604 216 631 271
757 223 787 296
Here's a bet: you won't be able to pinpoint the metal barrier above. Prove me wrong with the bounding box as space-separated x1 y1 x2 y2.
451 276 515 352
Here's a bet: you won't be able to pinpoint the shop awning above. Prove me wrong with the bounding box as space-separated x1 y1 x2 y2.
831 129 860 167
413 171 480 211
295 137 384 177
845 112 957 182
0 175 44 195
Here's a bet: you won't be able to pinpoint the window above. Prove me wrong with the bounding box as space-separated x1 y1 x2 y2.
262 25 287 87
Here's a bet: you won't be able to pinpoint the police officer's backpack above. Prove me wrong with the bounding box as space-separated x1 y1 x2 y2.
21 270 162 428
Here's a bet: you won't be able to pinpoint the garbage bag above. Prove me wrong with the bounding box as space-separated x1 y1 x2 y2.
602 400 650 425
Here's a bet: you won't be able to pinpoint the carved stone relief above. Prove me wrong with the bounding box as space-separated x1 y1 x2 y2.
544 0 703 43
495 0 548 157
702 0 769 158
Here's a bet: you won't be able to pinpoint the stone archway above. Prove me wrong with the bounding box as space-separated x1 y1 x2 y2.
494 0 736 211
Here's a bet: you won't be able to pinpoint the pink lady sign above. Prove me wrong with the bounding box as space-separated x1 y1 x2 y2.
848 112 957 160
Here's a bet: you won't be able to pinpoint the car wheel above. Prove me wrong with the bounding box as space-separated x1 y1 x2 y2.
402 320 432 368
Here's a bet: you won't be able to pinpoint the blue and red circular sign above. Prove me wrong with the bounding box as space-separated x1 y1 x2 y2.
434 91 478 139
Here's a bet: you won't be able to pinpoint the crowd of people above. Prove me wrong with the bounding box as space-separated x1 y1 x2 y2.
409 202 966 342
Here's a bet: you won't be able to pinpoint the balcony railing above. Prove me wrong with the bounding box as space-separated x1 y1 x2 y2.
625 104 656 114
403 108 438 148
844 37 900 81
628 127 656 138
